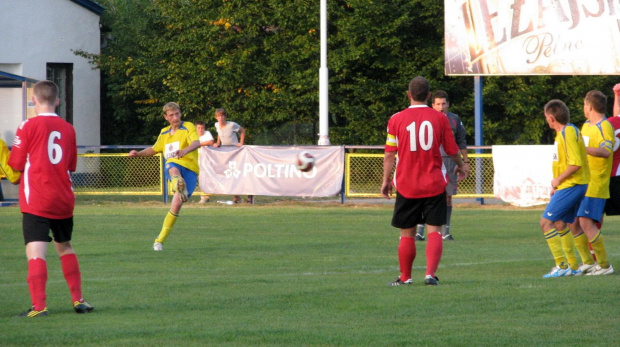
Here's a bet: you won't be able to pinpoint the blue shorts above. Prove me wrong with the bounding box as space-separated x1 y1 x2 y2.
542 184 586 223
577 196 606 223
165 162 198 198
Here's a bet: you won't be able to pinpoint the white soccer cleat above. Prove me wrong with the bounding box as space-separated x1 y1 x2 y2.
586 264 614 276
153 242 163 251
576 263 597 276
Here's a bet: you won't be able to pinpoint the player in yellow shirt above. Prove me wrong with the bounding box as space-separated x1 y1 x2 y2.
129 102 200 251
0 138 21 184
539 100 588 277
570 91 614 275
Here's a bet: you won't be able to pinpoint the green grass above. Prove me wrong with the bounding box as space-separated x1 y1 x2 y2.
0 201 618 346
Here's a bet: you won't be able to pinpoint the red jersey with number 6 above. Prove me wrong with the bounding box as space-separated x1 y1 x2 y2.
385 105 459 198
9 114 77 219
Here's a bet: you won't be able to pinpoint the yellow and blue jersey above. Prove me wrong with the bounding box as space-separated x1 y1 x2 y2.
554 124 589 190
152 121 200 174
581 119 614 198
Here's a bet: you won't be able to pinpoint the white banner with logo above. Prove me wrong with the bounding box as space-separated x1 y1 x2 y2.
493 145 553 207
198 146 344 197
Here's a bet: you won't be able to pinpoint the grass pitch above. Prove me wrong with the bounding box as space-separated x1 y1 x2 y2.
0 200 618 346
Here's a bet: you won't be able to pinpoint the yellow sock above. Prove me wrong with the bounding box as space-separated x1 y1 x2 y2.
544 229 566 268
573 232 595 265
155 211 178 244
589 231 609 268
559 228 578 270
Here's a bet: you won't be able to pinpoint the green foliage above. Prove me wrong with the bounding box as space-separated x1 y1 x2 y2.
83 0 619 146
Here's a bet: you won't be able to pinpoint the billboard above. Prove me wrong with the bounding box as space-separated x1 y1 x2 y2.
445 0 620 75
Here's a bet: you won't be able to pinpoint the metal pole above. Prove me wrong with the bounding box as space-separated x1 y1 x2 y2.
318 0 330 145
474 76 484 204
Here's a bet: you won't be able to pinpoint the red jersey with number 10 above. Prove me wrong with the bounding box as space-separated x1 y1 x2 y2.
9 114 77 219
385 105 459 198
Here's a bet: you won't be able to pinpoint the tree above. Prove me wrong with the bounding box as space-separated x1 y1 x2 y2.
82 0 618 146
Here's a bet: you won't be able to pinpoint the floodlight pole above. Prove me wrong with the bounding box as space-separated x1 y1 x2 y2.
318 0 330 145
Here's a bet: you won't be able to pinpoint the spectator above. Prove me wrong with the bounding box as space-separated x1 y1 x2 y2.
195 120 214 203
213 108 251 203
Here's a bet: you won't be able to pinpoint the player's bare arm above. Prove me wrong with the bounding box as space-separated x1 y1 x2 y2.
613 83 620 117
174 140 200 158
128 147 157 157
381 152 396 198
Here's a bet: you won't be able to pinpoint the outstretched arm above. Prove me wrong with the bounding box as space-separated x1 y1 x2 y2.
613 83 620 117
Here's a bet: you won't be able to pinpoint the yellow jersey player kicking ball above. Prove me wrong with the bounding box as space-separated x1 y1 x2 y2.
540 100 588 278
129 102 200 251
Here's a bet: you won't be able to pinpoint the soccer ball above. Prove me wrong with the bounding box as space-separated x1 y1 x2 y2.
295 151 315 172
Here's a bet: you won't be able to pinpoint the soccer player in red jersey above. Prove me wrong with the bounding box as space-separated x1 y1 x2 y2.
605 83 620 217
381 76 466 286
8 80 93 317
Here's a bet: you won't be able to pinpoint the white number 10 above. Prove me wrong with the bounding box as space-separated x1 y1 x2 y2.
48 131 63 164
406 121 433 151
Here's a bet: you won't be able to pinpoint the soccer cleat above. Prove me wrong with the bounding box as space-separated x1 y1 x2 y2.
73 301 94 314
442 234 454 241
387 277 413 286
577 263 597 276
586 264 614 276
18 306 48 318
566 268 581 276
153 242 163 251
542 266 571 278
171 176 188 202
414 233 425 241
424 275 439 285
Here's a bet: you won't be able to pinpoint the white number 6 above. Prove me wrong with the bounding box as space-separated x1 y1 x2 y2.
48 131 62 164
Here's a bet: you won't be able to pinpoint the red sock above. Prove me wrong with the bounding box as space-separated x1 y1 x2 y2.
426 232 443 277
398 237 416 281
27 258 47 311
60 254 83 303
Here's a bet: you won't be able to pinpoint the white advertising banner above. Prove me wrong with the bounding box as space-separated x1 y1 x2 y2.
445 0 620 75
493 145 553 207
198 146 344 197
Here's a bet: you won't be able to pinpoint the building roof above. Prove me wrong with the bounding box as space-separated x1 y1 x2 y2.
70 0 104 16
0 71 38 88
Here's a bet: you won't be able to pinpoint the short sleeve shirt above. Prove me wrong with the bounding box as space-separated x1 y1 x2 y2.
9 114 77 219
152 121 200 173
581 119 614 198
215 121 241 146
553 124 589 190
385 105 459 198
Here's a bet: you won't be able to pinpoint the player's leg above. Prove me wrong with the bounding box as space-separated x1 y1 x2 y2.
579 203 613 275
387 193 419 286
154 166 197 250
169 166 188 202
415 224 425 241
442 158 457 241
51 218 93 313
20 213 51 317
423 192 447 285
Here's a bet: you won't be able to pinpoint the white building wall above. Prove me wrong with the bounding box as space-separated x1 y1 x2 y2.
0 0 101 149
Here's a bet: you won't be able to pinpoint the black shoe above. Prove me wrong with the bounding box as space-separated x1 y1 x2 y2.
18 306 48 318
415 233 425 241
424 275 439 286
387 277 413 286
442 234 454 241
73 301 94 314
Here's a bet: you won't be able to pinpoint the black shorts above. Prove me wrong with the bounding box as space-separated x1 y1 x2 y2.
391 191 447 229
23 213 74 245
604 176 620 216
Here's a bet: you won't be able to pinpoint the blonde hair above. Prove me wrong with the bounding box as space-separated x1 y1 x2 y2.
33 80 59 106
163 102 181 114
